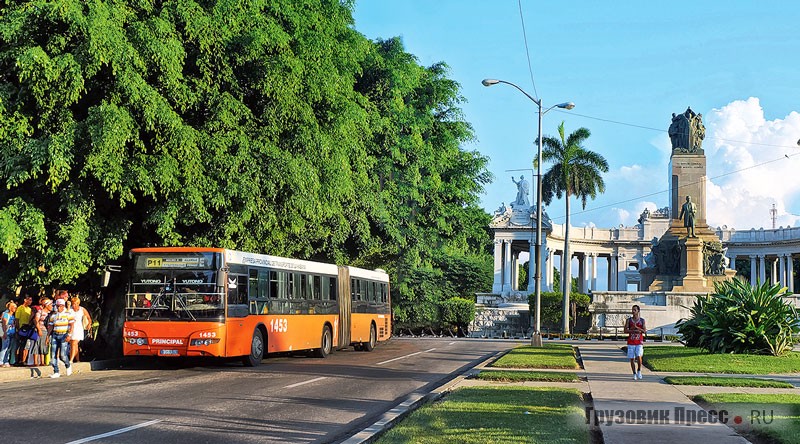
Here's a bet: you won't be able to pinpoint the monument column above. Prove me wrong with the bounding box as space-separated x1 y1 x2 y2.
492 240 503 293
545 248 554 292
668 107 707 226
759 255 767 284
503 241 512 291
609 255 618 291
578 254 587 293
590 253 598 291
789 255 795 293
771 258 778 285
749 255 757 286
779 254 788 287
512 253 519 291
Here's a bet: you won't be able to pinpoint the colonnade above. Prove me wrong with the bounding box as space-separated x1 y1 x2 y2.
746 253 795 292
490 219 800 297
491 238 638 294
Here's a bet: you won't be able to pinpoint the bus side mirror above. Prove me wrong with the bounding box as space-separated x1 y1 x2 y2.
217 269 227 288
101 271 112 288
101 265 122 288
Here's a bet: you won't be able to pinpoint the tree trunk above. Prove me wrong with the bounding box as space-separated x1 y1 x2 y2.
561 194 571 334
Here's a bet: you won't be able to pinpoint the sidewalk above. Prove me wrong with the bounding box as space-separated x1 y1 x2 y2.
580 342 750 443
0 361 104 382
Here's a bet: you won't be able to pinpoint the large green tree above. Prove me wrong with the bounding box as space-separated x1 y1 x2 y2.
541 121 608 334
0 0 492 350
354 37 492 326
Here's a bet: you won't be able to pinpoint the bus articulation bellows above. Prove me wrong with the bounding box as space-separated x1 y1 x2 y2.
122 247 391 365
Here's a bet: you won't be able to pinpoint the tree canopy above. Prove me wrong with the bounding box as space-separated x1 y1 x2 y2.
0 0 492 335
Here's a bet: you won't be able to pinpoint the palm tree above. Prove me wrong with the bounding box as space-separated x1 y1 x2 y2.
540 122 608 334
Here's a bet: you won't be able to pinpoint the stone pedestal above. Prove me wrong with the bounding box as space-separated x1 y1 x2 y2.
672 236 706 292
645 222 735 293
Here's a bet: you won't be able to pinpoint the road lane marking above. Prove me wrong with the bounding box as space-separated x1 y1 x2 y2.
376 348 436 365
449 342 456 345
284 376 328 388
65 419 162 444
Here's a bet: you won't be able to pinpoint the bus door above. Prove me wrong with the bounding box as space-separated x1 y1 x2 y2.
337 266 351 349
225 274 250 355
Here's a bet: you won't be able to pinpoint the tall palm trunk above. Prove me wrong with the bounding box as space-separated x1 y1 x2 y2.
561 192 571 334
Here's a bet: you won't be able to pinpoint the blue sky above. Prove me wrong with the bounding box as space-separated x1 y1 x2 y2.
353 1 800 231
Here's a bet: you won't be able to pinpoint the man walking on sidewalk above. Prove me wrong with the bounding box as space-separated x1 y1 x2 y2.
47 299 74 378
624 305 646 380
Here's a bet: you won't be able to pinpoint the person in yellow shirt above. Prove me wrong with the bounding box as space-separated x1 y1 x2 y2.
47 299 74 378
14 295 33 366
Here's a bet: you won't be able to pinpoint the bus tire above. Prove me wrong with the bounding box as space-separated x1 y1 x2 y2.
242 329 264 367
363 323 377 352
314 326 333 358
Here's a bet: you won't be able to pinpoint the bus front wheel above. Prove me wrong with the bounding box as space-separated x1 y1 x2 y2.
243 329 264 367
314 326 333 358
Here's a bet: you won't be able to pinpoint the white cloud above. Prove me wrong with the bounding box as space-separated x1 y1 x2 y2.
705 98 800 229
613 208 630 226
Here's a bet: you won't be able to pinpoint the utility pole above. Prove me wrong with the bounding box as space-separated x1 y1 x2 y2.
770 204 777 229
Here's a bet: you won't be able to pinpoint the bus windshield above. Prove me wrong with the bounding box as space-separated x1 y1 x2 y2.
126 252 224 321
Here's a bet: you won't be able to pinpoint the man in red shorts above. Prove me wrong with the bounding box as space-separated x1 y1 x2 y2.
624 304 646 380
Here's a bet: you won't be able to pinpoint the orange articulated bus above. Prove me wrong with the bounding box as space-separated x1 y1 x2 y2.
122 247 391 366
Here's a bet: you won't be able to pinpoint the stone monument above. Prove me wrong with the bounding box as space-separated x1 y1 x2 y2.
589 108 736 335
640 107 736 292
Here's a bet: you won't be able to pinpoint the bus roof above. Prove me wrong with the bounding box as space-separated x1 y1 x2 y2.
130 247 226 254
225 250 340 275
130 247 389 281
347 266 390 282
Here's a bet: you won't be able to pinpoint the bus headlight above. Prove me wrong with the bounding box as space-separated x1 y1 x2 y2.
126 338 148 345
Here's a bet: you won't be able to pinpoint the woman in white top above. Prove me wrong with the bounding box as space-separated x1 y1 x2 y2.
69 296 92 363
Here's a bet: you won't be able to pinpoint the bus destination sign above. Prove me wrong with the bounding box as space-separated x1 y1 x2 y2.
145 257 205 268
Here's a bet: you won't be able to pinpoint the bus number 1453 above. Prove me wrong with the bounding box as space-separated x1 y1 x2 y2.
270 318 288 333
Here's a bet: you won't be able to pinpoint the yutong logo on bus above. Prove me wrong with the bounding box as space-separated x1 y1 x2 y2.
151 339 185 345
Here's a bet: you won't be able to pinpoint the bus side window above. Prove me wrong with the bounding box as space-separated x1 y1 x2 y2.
237 275 248 303
228 275 248 306
329 277 337 301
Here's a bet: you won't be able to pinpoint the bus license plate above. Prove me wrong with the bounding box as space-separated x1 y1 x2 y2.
159 349 179 356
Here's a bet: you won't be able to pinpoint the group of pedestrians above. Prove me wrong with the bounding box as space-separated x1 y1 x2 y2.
0 290 93 378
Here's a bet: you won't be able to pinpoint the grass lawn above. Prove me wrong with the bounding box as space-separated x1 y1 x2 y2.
376 386 588 444
664 376 794 388
642 346 800 374
694 393 800 444
490 344 578 369
476 370 580 383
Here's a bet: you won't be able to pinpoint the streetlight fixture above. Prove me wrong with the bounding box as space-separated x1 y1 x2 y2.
482 78 574 346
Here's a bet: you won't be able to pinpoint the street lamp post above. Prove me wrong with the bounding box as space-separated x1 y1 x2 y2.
482 78 574 346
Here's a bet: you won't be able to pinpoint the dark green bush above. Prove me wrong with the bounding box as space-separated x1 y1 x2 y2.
528 291 590 328
439 297 475 334
676 279 800 356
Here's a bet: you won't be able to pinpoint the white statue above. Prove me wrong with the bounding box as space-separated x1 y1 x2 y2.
511 175 529 207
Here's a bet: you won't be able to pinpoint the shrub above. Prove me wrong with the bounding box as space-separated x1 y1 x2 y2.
676 279 800 356
528 291 590 328
439 297 475 335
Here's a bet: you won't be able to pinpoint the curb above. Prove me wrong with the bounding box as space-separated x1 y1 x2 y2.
0 357 131 383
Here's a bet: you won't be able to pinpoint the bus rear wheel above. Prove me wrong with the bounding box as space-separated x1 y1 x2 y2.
242 329 264 367
314 326 333 358
363 324 377 352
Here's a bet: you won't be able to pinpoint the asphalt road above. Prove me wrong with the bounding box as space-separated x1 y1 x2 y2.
0 337 519 444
